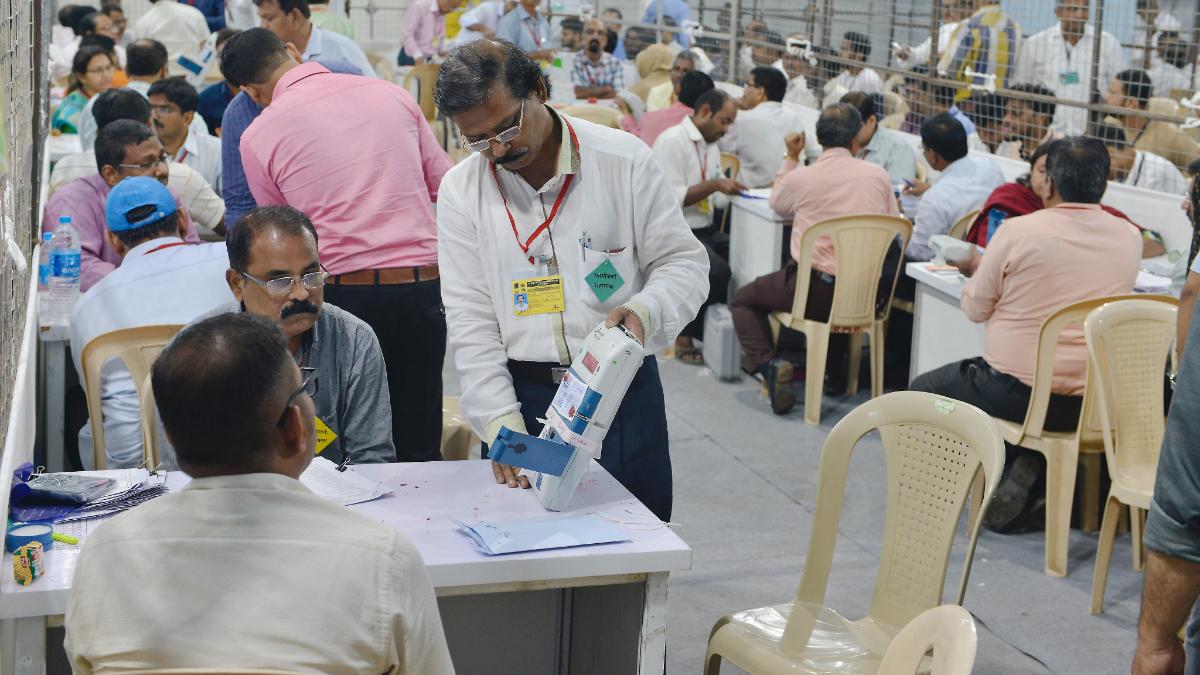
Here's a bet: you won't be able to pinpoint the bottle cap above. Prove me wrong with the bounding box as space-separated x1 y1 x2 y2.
58 216 71 224
42 232 52 241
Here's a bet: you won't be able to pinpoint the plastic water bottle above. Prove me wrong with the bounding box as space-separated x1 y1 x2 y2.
46 216 81 325
37 231 52 292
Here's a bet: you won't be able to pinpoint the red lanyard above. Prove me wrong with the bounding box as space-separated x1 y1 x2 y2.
694 141 707 181
144 241 192 255
524 19 543 47
490 117 580 265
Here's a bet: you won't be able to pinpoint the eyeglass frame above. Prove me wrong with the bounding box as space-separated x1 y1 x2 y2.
460 99 526 153
240 268 330 298
117 152 170 171
277 366 320 428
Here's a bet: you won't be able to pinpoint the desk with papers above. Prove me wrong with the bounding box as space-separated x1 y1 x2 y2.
0 460 692 675
729 191 790 289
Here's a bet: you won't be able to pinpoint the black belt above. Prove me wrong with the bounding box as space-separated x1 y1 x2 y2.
508 360 570 384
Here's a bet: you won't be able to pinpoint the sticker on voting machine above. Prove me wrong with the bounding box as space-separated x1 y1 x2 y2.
550 370 588 420
512 274 565 316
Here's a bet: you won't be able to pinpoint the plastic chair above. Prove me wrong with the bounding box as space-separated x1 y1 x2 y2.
767 214 912 425
946 208 980 241
703 391 1005 675
718 152 742 232
138 371 164 468
973 294 1176 577
1085 299 1176 615
365 50 396 83
560 104 622 128
878 605 977 675
440 396 479 461
133 670 306 674
80 324 184 470
402 63 440 122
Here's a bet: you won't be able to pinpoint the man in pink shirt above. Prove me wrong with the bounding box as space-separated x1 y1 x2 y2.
401 0 463 65
911 137 1142 532
619 69 713 147
221 28 454 462
731 103 899 415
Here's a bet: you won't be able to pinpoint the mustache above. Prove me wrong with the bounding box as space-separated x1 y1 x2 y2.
588 39 601 50
280 300 320 320
492 148 529 165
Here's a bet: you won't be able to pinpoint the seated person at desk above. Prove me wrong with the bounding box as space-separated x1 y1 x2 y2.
910 137 1143 532
64 313 453 674
644 50 697 112
51 45 116 134
731 103 899 415
717 66 816 188
619 69 714 147
205 205 397 466
1104 68 1200 171
994 83 1058 161
70 177 232 469
1096 122 1188 196
572 18 624 100
841 90 916 184
904 113 1004 262
43 120 201 292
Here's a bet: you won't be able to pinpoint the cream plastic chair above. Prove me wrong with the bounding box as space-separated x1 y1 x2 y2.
138 372 164 468
561 104 622 128
365 50 397 83
133 670 306 674
768 215 912 425
703 391 1005 675
878 605 977 675
80 324 184 470
440 396 479 461
1085 299 1176 615
718 152 742 232
946 208 980 241
402 63 440 122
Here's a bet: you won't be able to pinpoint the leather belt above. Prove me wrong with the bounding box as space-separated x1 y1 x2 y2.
508 360 570 384
330 265 439 286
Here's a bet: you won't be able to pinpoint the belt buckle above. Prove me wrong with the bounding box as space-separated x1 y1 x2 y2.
551 367 568 384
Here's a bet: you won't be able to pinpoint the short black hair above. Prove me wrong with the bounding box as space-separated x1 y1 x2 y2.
227 206 319 271
920 112 969 162
252 0 311 18
67 7 97 35
1187 157 1200 177
971 92 1005 129
693 88 731 117
435 40 548 117
843 31 871 59
147 76 200 114
840 91 877 123
219 27 290 87
216 28 242 50
1116 69 1153 108
1094 122 1129 150
153 313 295 470
1044 136 1110 203
95 119 155 173
100 3 124 17
79 33 117 56
75 11 105 35
561 17 583 32
816 102 863 149
1007 82 1057 121
750 66 787 102
111 209 179 247
677 70 715 108
93 88 152 128
127 39 169 77
603 7 622 18
59 5 81 27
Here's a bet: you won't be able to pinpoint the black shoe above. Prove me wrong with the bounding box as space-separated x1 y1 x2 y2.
764 358 795 415
984 453 1044 533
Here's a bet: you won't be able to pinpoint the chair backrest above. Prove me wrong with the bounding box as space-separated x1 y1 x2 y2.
366 50 397 83
882 91 909 119
782 392 1004 652
791 214 912 330
1084 299 1176 482
80 324 184 469
878 605 977 675
719 152 740 180
402 63 440 122
138 371 164 469
1148 96 1183 119
946 208 980 240
561 105 622 129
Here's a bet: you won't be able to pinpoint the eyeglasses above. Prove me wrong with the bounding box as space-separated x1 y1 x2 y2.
118 152 169 171
241 269 329 297
460 100 525 153
277 367 319 427
150 104 180 115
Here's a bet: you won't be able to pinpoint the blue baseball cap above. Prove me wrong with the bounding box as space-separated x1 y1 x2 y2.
105 176 178 233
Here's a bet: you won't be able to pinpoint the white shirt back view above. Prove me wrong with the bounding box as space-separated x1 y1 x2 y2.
718 101 820 188
133 0 211 77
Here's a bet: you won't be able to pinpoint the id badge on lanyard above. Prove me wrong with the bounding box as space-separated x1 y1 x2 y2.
511 260 565 317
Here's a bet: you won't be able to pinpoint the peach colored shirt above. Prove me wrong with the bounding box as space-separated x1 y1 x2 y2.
769 147 899 276
961 203 1142 395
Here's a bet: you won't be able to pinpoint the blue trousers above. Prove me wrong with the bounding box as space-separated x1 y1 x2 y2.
486 356 673 521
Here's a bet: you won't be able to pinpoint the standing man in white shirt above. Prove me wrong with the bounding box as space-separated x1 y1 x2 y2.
434 40 708 521
832 31 884 96
149 77 223 192
69 177 231 469
841 91 917 184
255 0 375 78
133 0 212 77
453 0 516 46
893 2 964 69
1097 122 1189 195
1015 0 1124 135
718 66 818 187
1134 0 1183 69
653 88 741 364
64 312 454 674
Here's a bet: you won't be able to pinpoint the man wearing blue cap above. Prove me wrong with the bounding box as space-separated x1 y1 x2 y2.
70 176 233 469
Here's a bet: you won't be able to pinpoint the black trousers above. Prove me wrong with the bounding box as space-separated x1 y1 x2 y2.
324 279 446 462
681 226 732 341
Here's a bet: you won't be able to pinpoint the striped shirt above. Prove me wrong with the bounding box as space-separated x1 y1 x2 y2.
939 4 1021 101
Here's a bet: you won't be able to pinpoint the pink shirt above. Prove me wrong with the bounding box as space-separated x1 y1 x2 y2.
768 147 899 276
622 103 692 148
402 0 446 60
241 63 453 274
961 203 1142 395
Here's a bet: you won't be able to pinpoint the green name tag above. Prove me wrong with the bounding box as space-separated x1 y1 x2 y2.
1059 71 1080 85
586 258 625 302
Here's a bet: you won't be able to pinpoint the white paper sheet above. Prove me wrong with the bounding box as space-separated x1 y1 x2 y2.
299 457 393 506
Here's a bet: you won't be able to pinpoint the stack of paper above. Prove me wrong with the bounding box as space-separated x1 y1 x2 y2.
299 457 392 506
459 514 630 555
56 480 169 523
1135 270 1173 294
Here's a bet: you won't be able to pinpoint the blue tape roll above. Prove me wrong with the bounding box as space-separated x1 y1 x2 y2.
6 523 54 553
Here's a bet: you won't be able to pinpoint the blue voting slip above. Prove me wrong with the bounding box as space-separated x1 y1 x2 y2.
458 514 630 555
489 426 574 477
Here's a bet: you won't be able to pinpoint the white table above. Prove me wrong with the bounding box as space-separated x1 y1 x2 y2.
907 261 985 383
0 460 691 675
729 195 790 289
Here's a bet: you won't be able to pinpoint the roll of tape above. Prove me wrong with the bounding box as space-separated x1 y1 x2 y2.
6 524 54 553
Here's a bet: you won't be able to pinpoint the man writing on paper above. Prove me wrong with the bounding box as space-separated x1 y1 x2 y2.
434 40 708 521
65 313 452 674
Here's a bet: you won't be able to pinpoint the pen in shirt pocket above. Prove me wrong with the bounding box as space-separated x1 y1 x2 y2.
580 231 590 263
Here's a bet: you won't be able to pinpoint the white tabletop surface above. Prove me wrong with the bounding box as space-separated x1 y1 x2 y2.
0 460 691 619
906 261 968 298
732 194 788 222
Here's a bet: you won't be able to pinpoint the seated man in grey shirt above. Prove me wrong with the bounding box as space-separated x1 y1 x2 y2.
198 205 396 465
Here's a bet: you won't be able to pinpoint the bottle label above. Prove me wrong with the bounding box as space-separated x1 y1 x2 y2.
51 252 81 278
38 264 50 285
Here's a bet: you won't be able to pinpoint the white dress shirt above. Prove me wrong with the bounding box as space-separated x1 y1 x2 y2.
303 25 376 78
78 80 213 153
1122 149 1188 195
910 154 1005 260
437 108 708 438
717 100 819 188
170 127 224 192
652 116 726 230
833 67 885 95
69 237 232 468
453 1 507 46
772 65 819 109
896 21 960 69
1133 12 1183 67
65 472 454 675
1015 23 1124 135
225 0 259 30
49 153 226 236
133 0 211 77
1149 56 1195 98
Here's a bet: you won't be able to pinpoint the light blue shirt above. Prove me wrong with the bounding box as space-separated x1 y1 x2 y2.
303 26 375 80
910 154 1005 261
495 5 549 54
858 126 918 184
641 0 691 47
948 105 976 136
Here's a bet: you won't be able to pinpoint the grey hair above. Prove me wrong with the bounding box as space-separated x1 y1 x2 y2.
815 102 863 149
434 40 549 116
